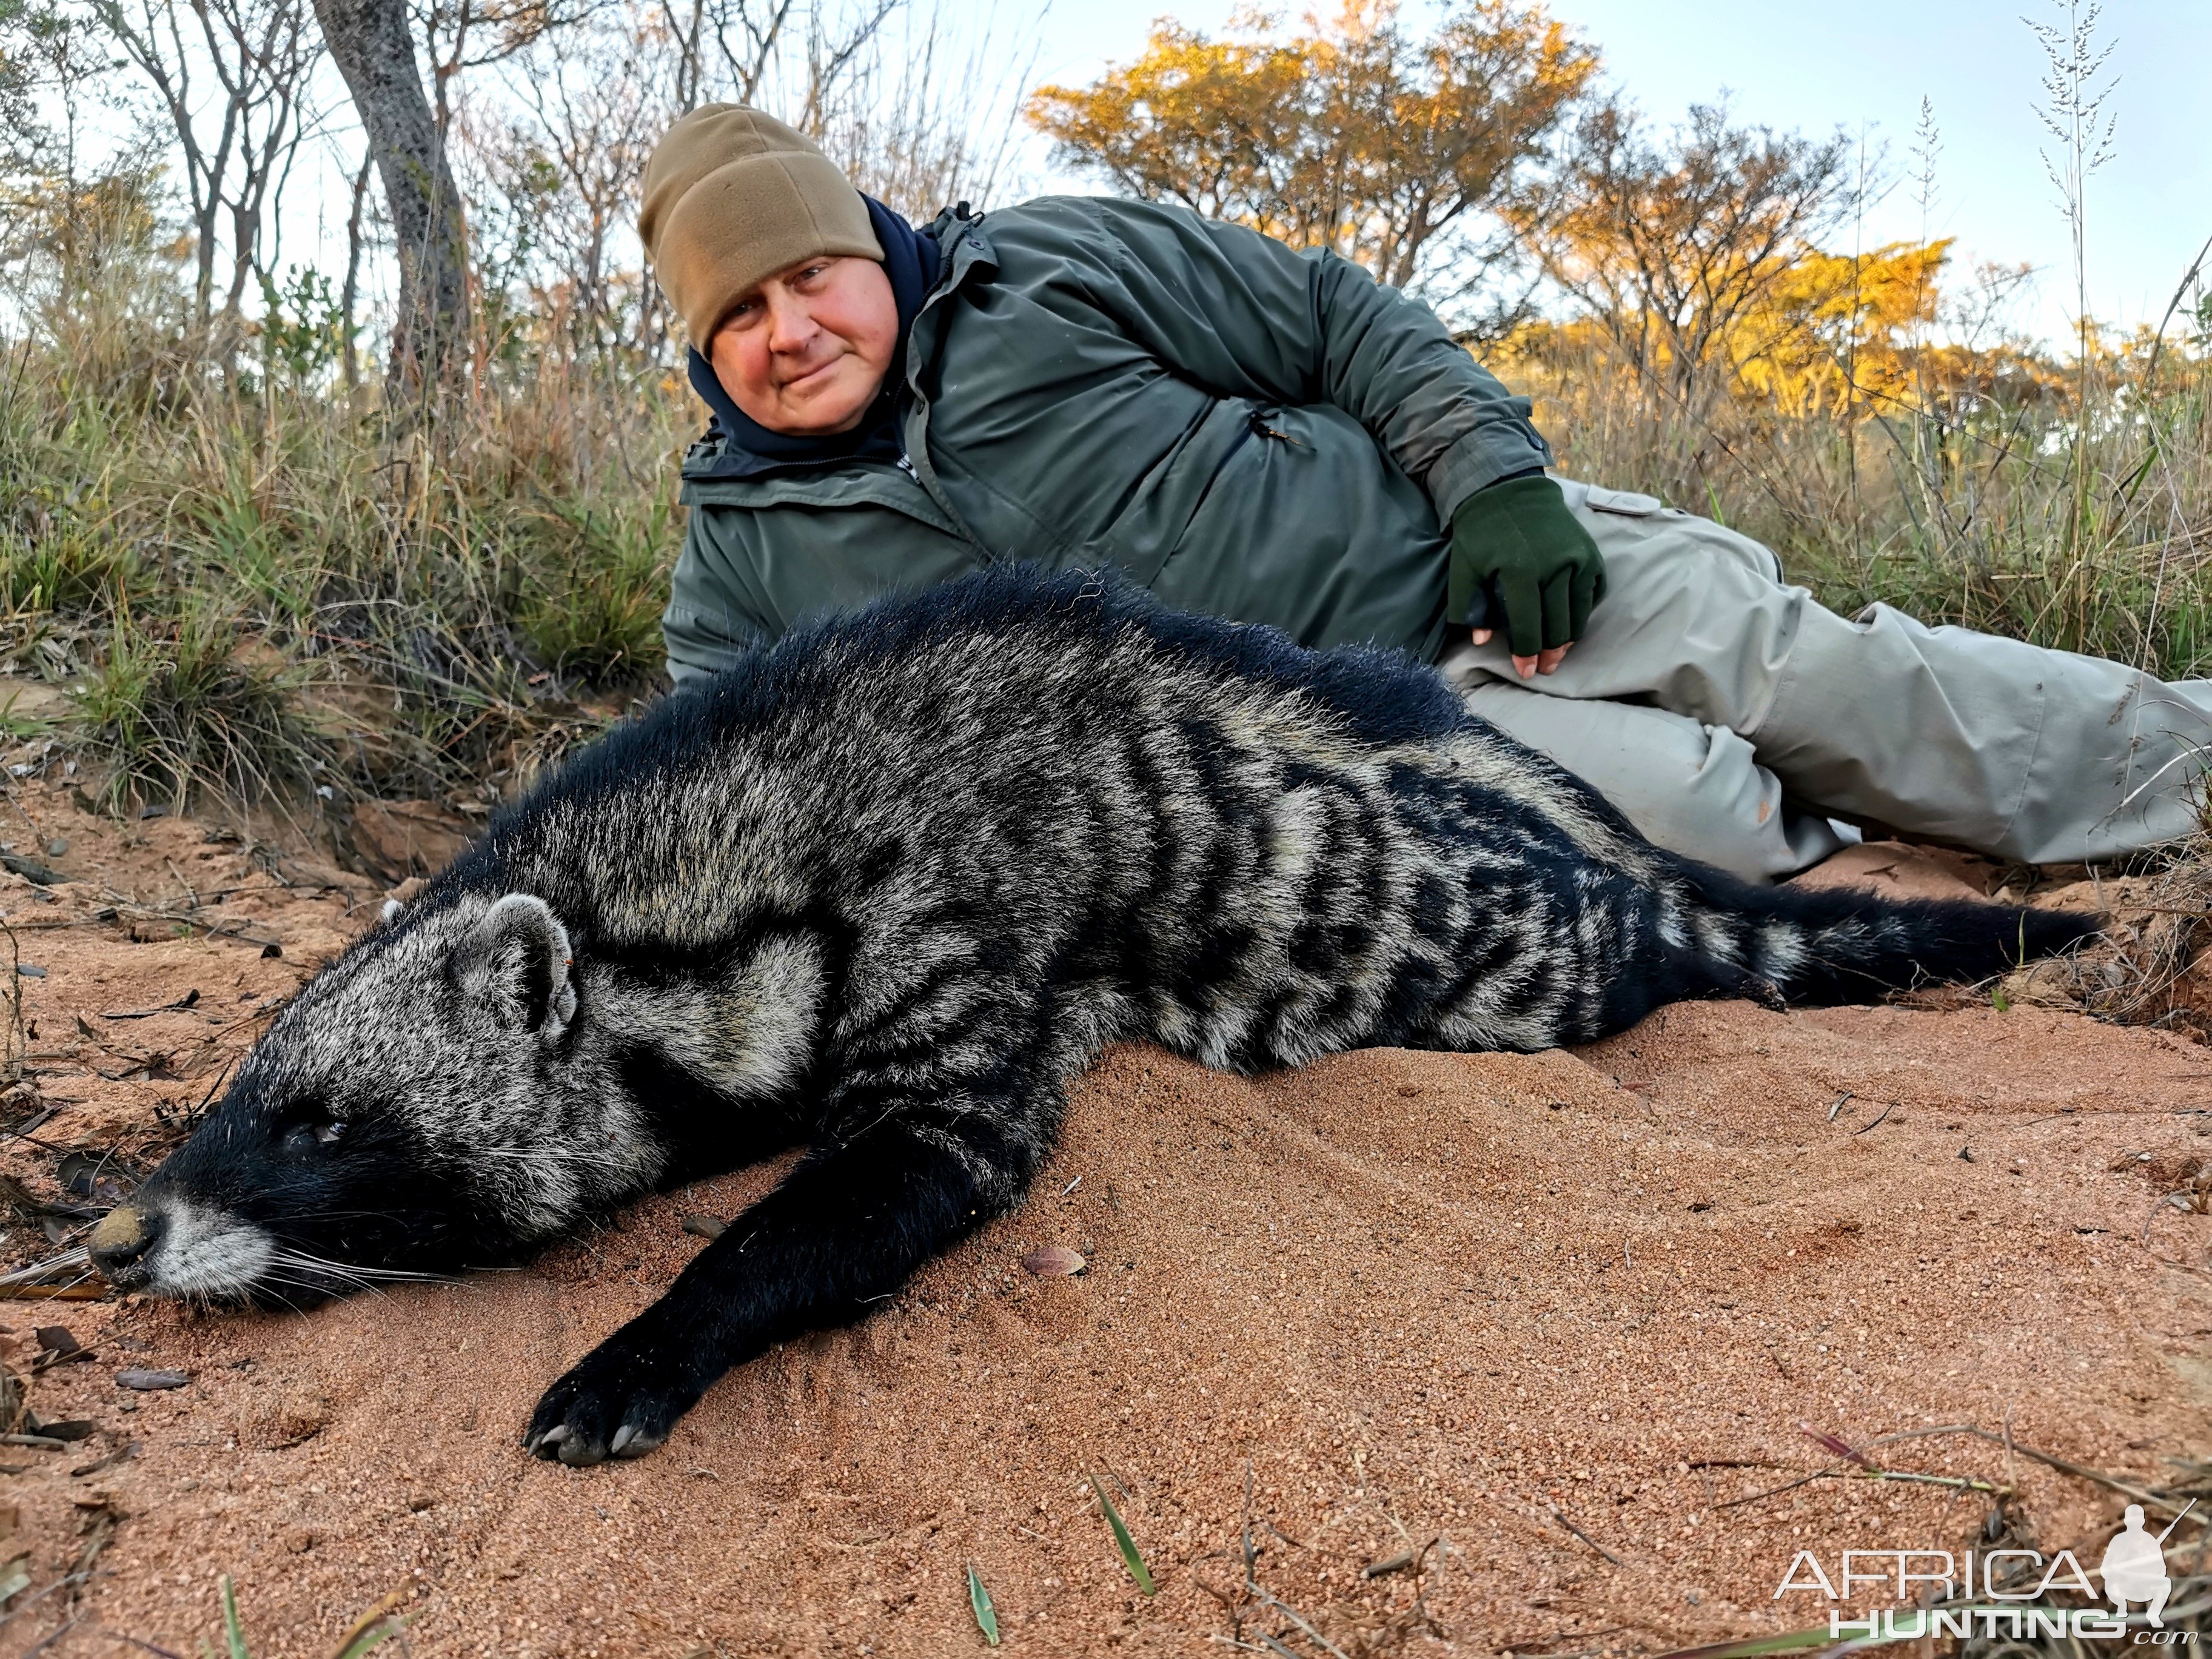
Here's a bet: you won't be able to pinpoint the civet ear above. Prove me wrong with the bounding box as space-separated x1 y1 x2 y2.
458 893 577 1040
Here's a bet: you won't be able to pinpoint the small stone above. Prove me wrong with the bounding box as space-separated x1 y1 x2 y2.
15 964 42 978
43 840 65 858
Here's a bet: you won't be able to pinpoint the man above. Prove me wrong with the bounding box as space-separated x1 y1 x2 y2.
642 105 2212 882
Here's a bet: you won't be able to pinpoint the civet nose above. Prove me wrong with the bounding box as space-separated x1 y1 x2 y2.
88 1204 161 1279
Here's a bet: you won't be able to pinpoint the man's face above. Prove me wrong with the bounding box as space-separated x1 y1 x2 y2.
708 255 897 436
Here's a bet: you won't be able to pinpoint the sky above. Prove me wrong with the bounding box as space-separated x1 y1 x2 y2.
1022 0 2212 343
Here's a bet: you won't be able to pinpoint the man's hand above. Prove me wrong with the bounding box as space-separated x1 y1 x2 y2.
1447 474 1606 679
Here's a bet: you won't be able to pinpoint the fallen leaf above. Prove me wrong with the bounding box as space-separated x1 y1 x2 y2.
1090 1473 1156 1595
1021 1246 1086 1276
680 1214 728 1241
114 1367 189 1391
32 1326 89 1372
967 1563 1000 1646
70 1440 137 1478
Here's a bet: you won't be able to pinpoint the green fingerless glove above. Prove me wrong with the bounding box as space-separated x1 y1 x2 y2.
1447 474 1607 656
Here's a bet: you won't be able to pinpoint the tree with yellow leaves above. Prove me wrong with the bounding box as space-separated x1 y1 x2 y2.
1027 2 1595 293
1507 99 1866 429
1728 240 1952 418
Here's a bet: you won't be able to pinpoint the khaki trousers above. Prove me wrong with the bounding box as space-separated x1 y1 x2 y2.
1438 480 2212 882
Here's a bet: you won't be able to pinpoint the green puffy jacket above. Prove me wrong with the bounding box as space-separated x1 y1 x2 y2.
663 196 1555 680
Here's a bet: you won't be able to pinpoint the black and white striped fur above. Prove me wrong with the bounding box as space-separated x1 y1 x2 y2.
96 566 2097 1464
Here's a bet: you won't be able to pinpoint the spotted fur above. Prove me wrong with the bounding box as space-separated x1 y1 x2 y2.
101 566 2098 1464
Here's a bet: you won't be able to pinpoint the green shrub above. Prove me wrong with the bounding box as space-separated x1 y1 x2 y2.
71 605 321 808
0 518 141 618
516 495 676 686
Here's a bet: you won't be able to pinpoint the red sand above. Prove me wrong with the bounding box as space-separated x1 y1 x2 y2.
2 783 2207 1657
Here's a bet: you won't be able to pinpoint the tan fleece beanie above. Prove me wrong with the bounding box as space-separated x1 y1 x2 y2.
640 105 882 350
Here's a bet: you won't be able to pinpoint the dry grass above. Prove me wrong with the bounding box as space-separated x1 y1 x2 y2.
1508 322 2212 680
1983 838 2212 1037
0 167 684 820
0 290 685 816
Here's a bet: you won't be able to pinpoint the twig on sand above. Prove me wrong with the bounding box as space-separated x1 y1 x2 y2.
109 903 284 954
1799 1421 1883 1469
0 916 24 1085
0 1570 95 1632
7 896 283 954
1717 1421 2199 1519
1686 1458 1789 1471
1204 1461 1355 1659
20 1615 82 1657
1547 1505 1624 1566
1720 1467 2011 1510
106 1637 189 1659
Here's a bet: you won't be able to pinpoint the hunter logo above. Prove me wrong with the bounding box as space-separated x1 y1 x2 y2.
1774 1503 2197 1643
2105 1507 2175 1628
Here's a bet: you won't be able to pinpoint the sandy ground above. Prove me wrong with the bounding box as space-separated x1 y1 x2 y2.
2 764 2210 1658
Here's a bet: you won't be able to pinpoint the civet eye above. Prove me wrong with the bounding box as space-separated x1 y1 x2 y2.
285 1118 347 1150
